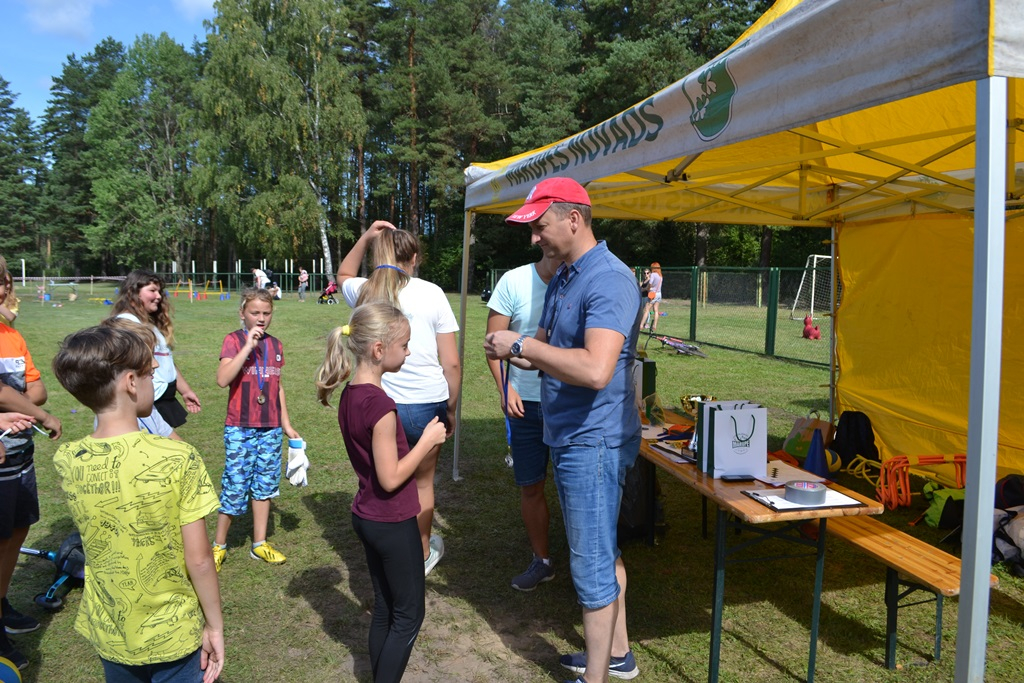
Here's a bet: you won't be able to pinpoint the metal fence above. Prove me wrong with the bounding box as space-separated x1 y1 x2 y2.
24 263 835 366
489 264 836 366
14 269 339 308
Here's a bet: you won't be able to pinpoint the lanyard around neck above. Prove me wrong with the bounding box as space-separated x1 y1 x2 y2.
499 360 513 467
249 336 268 394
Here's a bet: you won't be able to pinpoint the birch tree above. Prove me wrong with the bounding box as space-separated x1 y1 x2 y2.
198 0 367 273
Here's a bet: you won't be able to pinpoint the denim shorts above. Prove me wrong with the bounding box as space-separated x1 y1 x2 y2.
551 434 641 609
220 426 283 515
397 401 447 448
509 401 549 487
101 648 202 683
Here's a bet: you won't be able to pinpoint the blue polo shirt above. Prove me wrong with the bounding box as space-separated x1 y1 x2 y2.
539 241 643 448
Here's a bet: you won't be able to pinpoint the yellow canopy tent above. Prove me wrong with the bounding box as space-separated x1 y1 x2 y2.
459 0 1024 678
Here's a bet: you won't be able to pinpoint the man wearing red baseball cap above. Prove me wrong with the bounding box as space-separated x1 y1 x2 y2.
485 177 643 683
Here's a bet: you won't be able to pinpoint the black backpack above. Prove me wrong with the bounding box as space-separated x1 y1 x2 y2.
996 474 1024 510
832 410 879 466
56 532 86 581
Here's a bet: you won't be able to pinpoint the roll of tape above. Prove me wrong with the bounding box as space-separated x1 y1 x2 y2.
785 480 827 505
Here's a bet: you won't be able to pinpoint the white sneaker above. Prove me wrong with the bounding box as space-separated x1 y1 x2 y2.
429 533 444 555
425 534 445 576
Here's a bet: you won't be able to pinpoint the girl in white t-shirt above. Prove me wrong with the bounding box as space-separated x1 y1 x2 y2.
109 270 201 428
337 221 461 576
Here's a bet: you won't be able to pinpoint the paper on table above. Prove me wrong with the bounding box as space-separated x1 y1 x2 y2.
641 424 664 440
743 488 864 511
755 461 826 487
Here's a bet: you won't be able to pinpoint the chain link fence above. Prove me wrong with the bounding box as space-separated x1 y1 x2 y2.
489 263 837 366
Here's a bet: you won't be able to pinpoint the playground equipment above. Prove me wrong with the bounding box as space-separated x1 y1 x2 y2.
38 280 78 304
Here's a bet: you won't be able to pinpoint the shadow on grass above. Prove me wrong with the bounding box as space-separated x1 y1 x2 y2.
291 488 375 682
616 471 917 676
412 417 578 679
219 505 295 550
12 518 83 683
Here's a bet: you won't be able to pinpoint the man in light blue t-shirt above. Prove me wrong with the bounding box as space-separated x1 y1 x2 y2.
485 177 643 683
486 254 559 592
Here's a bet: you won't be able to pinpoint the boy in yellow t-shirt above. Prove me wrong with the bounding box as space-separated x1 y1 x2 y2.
51 325 224 682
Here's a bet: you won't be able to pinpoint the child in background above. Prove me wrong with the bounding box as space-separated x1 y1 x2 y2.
212 287 301 570
51 325 224 682
110 270 202 427
316 302 447 683
0 269 18 326
640 261 664 333
297 267 309 302
0 256 61 672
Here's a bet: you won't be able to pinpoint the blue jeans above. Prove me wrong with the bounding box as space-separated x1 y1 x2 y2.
100 648 202 682
509 401 549 487
396 401 447 448
551 435 640 609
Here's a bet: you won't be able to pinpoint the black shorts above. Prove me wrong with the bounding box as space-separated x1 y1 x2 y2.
154 380 189 428
0 462 40 539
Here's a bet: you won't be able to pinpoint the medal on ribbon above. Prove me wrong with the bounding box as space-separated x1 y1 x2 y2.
252 336 268 405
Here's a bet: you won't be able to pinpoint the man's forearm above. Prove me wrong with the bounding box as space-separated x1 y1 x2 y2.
517 336 616 391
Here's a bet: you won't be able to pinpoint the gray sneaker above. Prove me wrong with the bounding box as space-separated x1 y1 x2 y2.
511 556 554 591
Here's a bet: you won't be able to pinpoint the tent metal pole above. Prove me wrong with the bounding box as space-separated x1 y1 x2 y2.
829 221 837 425
452 210 474 481
955 75 1007 683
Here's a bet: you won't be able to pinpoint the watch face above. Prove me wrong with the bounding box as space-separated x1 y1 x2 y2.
511 340 523 356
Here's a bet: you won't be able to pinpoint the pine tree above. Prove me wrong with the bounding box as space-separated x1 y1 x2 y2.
0 77 45 270
40 38 125 274
84 34 201 270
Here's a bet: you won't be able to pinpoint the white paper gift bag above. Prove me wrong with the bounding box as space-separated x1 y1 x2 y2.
696 400 753 473
701 402 767 478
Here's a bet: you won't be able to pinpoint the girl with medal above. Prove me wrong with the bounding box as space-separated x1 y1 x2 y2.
212 287 302 571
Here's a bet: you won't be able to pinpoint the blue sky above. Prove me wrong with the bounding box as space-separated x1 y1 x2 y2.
0 0 215 123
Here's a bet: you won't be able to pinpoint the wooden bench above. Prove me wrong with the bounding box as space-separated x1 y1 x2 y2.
825 514 999 669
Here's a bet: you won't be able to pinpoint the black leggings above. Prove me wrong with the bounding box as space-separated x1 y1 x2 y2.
351 513 425 683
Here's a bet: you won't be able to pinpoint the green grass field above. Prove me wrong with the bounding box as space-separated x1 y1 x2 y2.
6 286 1024 682
640 298 832 367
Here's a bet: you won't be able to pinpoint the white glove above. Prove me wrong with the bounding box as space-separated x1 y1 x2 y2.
286 440 310 487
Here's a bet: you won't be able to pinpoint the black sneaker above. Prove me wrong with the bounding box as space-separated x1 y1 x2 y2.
511 556 555 591
0 630 28 670
2 598 40 635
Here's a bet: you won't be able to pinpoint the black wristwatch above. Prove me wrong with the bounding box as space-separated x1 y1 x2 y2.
510 334 527 358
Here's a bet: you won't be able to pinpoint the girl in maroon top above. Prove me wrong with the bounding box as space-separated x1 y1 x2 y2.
316 302 446 683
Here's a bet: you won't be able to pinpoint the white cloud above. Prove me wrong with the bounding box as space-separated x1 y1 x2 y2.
172 0 213 21
22 0 108 42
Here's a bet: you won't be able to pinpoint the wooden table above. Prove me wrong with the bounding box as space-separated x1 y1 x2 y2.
638 418 883 683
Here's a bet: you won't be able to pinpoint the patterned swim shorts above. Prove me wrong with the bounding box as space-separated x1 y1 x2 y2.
220 426 283 515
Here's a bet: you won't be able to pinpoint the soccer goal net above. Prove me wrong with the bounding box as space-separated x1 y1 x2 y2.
790 254 839 320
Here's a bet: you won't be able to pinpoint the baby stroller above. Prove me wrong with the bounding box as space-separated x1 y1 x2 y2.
19 532 85 611
317 280 338 305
